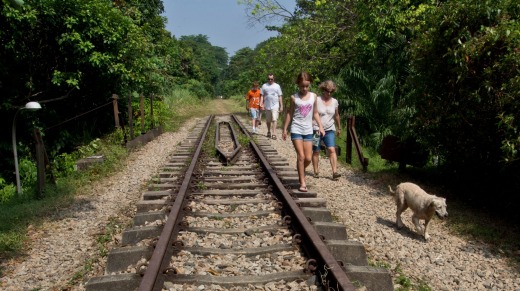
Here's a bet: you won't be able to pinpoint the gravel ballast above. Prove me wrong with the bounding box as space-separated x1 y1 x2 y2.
1 115 519 290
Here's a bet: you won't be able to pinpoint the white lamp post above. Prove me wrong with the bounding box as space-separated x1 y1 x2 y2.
12 101 42 195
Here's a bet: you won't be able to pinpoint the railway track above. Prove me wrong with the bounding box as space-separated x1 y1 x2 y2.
86 115 392 291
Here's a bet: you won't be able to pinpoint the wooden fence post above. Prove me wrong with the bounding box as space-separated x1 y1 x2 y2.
127 93 134 140
33 129 56 197
346 116 353 164
112 94 120 128
150 94 154 128
346 116 368 171
140 93 145 134
34 129 45 198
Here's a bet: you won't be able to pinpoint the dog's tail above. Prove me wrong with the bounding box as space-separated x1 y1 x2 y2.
388 185 395 195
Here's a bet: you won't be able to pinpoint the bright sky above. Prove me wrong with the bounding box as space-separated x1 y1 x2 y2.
162 0 296 57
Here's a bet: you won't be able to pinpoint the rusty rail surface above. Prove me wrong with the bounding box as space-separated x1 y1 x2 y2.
215 121 242 165
138 115 214 291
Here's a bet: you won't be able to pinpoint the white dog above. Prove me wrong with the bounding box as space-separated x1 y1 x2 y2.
389 182 448 240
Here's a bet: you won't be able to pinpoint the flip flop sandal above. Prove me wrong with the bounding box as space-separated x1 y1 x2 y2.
298 186 308 192
271 135 277 140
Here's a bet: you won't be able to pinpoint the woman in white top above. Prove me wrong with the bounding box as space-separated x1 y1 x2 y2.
312 80 341 179
282 72 325 192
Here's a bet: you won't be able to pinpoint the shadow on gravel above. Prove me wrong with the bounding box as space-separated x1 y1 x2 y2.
376 216 425 241
53 198 97 220
343 173 373 187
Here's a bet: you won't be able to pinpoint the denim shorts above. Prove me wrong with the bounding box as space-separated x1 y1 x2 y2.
249 108 259 119
312 130 336 152
291 132 313 142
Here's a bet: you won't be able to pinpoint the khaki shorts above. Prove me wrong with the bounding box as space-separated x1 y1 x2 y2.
265 109 279 123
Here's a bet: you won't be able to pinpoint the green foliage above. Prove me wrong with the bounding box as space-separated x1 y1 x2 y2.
406 0 520 172
0 178 16 204
0 157 40 204
160 88 233 132
52 152 77 179
338 67 399 149
394 263 431 291
498 113 519 163
352 146 397 173
220 47 261 97
18 157 37 187
196 181 207 191
95 217 122 257
129 95 164 133
68 257 94 287
178 35 229 96
237 0 358 88
182 79 211 99
0 0 190 187
237 133 251 148
52 138 102 178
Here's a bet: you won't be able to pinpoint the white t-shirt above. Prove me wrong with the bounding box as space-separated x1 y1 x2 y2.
313 96 338 131
291 92 316 135
261 82 283 110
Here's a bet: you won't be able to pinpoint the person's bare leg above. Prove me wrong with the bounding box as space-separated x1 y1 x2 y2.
266 111 272 136
328 147 337 173
292 139 306 189
303 141 313 169
312 151 320 175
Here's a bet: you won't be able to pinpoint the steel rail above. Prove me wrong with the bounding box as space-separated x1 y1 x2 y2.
227 119 242 164
138 115 214 291
215 121 242 165
232 114 357 291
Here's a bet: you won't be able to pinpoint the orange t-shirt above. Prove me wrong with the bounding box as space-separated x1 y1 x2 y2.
246 89 262 110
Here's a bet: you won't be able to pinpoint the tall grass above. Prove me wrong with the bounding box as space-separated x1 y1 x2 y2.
162 91 243 131
161 88 204 131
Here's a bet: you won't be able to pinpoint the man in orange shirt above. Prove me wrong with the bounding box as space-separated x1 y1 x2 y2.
245 81 263 133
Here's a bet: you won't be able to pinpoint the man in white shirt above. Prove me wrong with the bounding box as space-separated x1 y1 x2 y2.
260 74 283 139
